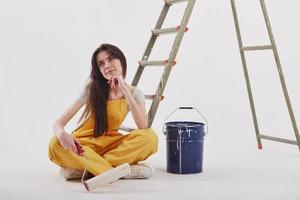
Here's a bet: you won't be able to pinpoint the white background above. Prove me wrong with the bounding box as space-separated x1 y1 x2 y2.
1 0 300 199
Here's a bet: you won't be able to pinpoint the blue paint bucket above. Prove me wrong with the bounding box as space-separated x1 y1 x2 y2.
164 107 207 174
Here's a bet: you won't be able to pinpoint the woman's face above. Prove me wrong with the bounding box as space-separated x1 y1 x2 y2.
96 50 123 80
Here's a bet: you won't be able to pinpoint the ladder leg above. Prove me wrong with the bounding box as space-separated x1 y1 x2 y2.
231 0 263 149
260 0 300 151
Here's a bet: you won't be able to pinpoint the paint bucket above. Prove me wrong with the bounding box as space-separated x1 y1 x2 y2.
163 107 208 174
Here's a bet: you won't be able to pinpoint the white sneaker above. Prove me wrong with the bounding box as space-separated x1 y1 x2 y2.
60 167 91 180
123 163 154 179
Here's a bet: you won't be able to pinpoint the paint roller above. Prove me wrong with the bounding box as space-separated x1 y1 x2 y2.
82 163 131 191
75 142 131 191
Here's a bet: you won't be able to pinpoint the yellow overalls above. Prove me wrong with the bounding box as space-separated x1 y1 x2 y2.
48 98 158 176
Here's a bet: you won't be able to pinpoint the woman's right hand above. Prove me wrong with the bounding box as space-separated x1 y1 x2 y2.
57 131 84 156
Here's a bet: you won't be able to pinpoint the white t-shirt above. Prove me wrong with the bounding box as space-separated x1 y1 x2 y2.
78 85 145 104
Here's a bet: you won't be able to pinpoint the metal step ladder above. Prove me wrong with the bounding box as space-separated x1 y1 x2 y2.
132 0 196 127
230 0 300 151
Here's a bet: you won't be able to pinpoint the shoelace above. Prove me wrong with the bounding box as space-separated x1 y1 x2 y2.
129 165 150 178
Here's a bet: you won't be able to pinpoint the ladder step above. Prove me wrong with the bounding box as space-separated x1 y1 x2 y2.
145 94 165 101
259 134 298 145
241 45 273 51
165 0 188 5
152 26 189 36
139 60 177 67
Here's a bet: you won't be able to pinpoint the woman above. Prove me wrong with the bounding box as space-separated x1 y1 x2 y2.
48 43 158 181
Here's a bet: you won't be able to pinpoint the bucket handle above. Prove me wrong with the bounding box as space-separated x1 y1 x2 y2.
163 107 208 135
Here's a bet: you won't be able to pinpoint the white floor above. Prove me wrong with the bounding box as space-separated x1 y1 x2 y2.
1 130 300 200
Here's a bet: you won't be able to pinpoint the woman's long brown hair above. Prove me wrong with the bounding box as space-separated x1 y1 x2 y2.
87 43 127 137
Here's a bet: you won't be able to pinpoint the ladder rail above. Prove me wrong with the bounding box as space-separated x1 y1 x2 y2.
260 0 300 150
148 0 196 127
230 0 262 149
132 3 170 86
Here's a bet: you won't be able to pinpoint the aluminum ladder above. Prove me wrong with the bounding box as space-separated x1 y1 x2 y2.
132 0 196 127
231 0 300 151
